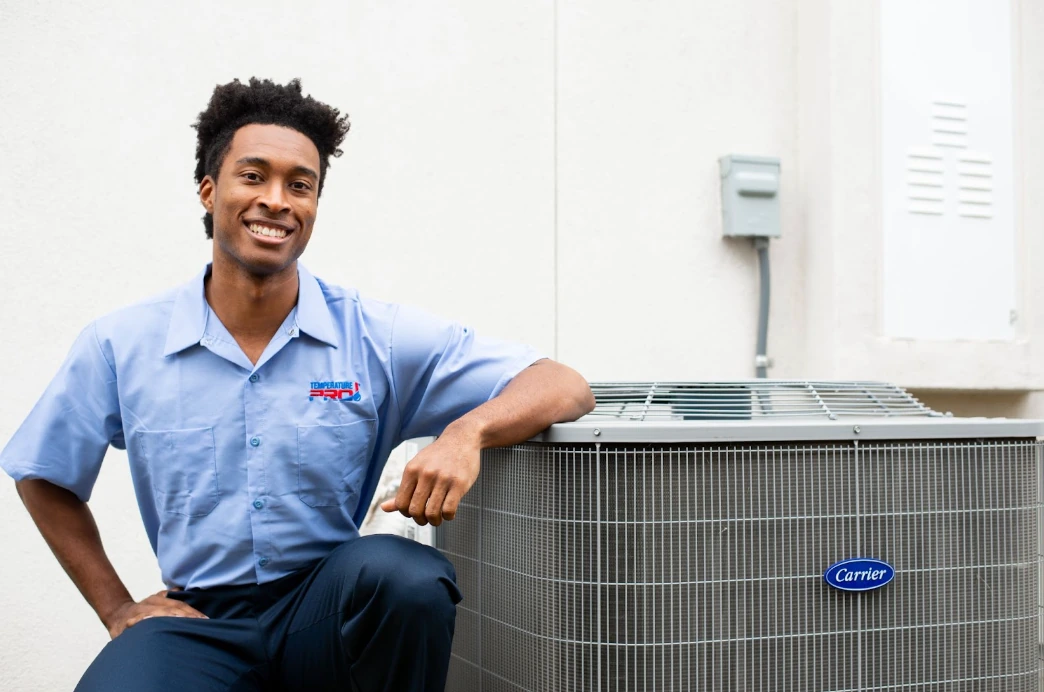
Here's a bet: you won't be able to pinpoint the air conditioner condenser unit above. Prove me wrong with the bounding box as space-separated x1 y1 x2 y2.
436 381 1042 691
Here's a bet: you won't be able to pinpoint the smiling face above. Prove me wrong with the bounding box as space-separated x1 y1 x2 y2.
199 123 322 277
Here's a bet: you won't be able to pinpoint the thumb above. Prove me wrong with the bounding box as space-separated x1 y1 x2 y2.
380 499 397 512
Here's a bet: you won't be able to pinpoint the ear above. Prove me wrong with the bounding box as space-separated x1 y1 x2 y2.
199 176 215 214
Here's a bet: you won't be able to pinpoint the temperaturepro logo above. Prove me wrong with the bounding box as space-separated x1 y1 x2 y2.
309 380 362 402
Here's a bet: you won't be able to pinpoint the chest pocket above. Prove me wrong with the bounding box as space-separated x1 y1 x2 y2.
136 427 219 517
297 419 377 508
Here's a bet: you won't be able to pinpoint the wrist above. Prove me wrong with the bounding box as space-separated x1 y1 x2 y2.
98 595 135 630
441 417 487 448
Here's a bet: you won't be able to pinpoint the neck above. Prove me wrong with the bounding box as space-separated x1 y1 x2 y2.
205 255 300 342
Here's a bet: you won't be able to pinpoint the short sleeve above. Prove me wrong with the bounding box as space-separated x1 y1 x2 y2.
390 305 545 441
0 322 123 502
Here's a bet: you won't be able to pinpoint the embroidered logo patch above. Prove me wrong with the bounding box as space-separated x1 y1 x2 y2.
309 381 361 402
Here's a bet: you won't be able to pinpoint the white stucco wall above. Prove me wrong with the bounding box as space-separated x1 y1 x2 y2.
555 0 804 381
2 1 1042 690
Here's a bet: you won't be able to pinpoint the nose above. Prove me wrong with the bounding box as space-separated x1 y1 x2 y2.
258 181 291 214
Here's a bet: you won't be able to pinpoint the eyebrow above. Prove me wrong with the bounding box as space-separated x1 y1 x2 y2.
234 156 319 181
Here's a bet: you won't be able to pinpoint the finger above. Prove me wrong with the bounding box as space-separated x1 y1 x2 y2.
144 592 176 606
126 609 181 627
165 601 209 619
425 480 452 527
143 595 208 619
126 606 202 629
408 470 438 526
392 466 420 518
146 593 208 618
442 485 465 522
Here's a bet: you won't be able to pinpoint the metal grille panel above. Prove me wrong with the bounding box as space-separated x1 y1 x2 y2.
586 381 936 420
437 439 1041 691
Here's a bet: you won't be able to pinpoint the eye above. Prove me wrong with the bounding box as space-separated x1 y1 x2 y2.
291 181 313 192
241 172 262 182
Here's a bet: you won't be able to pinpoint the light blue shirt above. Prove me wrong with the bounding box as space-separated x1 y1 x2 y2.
1 264 542 589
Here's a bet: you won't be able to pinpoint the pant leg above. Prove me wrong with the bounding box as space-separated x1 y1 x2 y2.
75 615 268 692
274 534 462 692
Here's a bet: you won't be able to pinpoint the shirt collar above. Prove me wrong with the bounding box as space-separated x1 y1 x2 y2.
162 262 339 357
294 263 339 348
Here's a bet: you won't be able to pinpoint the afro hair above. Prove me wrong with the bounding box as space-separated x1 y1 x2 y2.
192 78 350 238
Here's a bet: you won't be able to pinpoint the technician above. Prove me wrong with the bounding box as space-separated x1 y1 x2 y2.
0 77 595 692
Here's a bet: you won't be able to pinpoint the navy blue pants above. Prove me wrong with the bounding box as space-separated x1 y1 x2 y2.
75 534 461 692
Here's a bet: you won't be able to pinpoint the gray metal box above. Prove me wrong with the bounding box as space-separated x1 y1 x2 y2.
719 155 781 238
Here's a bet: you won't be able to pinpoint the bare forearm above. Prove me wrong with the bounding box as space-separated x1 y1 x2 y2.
15 479 133 630
383 358 594 525
444 359 595 449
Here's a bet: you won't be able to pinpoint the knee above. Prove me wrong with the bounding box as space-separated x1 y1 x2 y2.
351 535 460 616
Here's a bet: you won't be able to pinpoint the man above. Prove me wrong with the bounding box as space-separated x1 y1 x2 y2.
1 78 594 691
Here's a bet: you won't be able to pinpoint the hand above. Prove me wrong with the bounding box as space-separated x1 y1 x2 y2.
380 427 481 527
104 591 208 639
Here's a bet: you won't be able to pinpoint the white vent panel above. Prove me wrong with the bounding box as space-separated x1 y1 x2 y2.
881 0 1016 341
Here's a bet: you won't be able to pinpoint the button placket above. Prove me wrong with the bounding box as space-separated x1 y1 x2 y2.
243 367 272 579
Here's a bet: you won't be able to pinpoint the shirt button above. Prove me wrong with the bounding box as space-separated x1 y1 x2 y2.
249 374 260 383
250 436 261 447
289 327 299 337
258 557 269 567
253 499 264 509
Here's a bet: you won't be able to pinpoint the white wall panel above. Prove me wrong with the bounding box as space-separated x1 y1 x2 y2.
881 0 1016 340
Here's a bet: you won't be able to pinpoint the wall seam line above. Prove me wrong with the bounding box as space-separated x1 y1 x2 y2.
553 0 560 361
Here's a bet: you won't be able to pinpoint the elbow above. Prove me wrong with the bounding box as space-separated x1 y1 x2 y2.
566 370 595 419
579 381 596 416
534 359 595 422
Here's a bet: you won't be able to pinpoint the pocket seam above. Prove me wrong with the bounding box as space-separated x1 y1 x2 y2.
296 419 375 509
137 427 220 518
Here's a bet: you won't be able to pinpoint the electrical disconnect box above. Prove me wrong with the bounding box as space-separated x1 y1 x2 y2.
719 155 781 238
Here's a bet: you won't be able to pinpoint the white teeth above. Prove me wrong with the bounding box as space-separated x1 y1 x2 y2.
248 223 288 239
